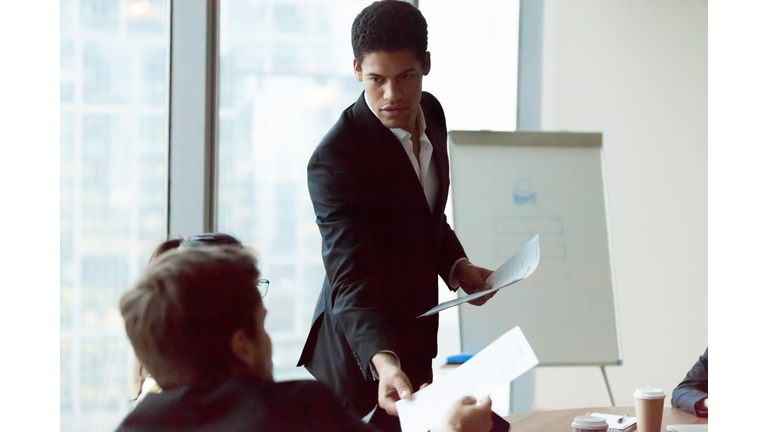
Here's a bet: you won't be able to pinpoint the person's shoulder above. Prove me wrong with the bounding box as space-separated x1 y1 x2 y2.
421 91 439 104
322 111 358 144
310 100 374 168
420 91 446 120
421 91 443 109
312 101 363 154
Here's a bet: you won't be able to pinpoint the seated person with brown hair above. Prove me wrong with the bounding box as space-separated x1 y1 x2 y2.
671 347 708 417
117 245 493 431
130 233 250 403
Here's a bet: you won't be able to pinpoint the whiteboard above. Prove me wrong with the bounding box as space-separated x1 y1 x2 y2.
450 131 621 366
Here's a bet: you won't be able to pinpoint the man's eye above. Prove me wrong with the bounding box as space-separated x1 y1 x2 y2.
370 77 382 83
401 74 412 80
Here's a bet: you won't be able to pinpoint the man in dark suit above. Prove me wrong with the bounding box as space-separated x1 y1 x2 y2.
117 245 494 432
298 2 497 430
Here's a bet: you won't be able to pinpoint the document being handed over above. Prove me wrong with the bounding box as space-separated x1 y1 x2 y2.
396 326 540 432
418 234 540 318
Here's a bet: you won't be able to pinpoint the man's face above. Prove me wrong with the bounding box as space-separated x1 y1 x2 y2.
354 49 431 132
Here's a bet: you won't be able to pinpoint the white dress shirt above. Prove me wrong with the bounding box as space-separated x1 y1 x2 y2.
363 92 466 291
364 93 439 215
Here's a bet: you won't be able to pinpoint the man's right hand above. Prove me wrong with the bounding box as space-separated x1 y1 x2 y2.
442 396 493 432
371 352 414 415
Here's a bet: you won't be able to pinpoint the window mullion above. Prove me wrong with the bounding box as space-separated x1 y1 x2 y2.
168 0 219 237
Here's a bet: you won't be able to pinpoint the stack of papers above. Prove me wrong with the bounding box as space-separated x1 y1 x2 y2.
590 413 637 431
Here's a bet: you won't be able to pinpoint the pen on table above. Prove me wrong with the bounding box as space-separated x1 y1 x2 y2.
617 415 629 424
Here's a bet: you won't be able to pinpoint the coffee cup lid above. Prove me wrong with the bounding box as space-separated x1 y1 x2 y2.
633 385 666 399
572 415 609 429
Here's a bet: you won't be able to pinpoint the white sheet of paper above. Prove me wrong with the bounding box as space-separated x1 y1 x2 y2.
417 234 540 318
396 326 539 432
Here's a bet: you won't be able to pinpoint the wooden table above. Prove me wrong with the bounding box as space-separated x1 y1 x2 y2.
503 406 707 431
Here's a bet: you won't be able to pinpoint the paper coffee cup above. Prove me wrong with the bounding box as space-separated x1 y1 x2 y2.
633 386 666 432
572 415 609 432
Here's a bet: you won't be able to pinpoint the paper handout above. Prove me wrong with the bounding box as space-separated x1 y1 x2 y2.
396 326 539 432
417 234 540 318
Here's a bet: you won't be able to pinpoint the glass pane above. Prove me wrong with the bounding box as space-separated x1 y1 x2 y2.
217 0 370 380
419 0 520 131
60 0 170 430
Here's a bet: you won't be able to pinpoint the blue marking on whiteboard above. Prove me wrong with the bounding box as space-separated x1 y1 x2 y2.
513 178 536 205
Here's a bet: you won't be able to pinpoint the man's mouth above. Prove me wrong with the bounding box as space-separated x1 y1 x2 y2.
380 106 407 117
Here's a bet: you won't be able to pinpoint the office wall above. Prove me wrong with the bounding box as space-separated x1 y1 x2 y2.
533 0 707 408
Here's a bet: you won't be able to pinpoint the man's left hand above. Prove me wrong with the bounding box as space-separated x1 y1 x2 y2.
455 260 495 306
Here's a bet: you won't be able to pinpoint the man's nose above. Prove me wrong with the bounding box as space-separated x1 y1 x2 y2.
383 81 402 102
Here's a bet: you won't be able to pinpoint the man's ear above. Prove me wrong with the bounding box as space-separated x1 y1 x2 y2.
421 51 431 76
353 58 363 82
230 329 257 366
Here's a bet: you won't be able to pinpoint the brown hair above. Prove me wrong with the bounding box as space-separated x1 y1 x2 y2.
121 246 262 389
149 233 243 262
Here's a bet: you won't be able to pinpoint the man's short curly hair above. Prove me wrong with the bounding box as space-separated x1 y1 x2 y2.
352 0 428 64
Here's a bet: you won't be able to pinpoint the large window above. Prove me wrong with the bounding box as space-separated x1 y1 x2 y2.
419 0 519 132
60 0 170 430
59 1 521 428
217 0 370 380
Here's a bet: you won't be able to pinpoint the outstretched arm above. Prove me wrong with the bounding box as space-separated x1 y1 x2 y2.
308 139 398 380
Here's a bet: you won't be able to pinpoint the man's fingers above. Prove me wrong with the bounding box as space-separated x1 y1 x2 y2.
442 395 494 432
393 375 413 400
377 367 414 416
379 396 398 416
458 262 499 305
468 285 497 306
378 385 402 415
419 382 430 390
478 396 492 408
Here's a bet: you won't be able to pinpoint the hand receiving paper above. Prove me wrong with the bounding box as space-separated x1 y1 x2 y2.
442 396 493 432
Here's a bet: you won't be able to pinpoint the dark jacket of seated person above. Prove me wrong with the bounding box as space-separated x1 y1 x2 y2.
119 377 369 432
116 244 494 432
671 347 708 418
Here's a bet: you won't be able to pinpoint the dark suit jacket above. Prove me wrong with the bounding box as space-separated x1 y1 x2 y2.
297 91 467 416
671 347 708 417
116 378 373 432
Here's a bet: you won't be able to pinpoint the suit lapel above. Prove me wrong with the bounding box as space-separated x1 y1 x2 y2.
422 93 449 222
351 92 432 215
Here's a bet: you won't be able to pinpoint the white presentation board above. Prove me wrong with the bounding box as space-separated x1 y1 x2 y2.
450 131 621 366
